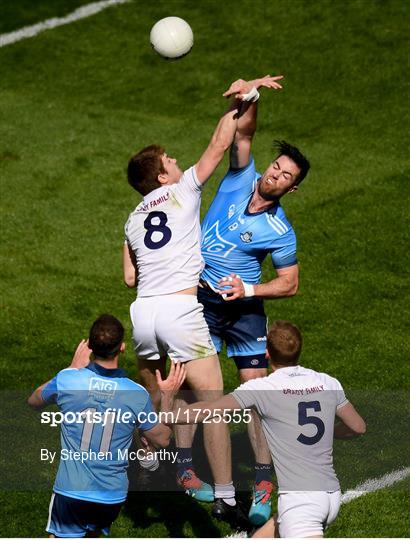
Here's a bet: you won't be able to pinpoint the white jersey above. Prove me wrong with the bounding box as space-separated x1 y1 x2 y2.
232 365 349 492
125 166 204 297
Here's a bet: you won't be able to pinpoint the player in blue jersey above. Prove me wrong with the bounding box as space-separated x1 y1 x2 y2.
197 78 311 524
28 314 172 538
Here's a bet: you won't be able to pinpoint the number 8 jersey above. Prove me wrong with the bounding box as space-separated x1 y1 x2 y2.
125 166 204 297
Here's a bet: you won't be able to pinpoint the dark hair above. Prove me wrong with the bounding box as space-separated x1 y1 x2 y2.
274 140 310 184
267 320 302 366
88 314 124 360
127 144 166 196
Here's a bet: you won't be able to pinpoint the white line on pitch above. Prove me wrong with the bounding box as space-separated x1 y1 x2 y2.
226 466 410 538
0 0 130 48
341 465 410 504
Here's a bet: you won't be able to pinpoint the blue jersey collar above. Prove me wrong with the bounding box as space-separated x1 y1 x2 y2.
86 362 127 378
244 188 280 217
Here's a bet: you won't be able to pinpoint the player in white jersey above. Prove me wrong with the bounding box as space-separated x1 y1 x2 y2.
123 76 285 512
157 321 366 537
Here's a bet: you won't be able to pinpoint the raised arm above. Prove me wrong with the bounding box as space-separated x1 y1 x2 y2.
224 75 284 170
194 75 283 185
27 340 91 410
194 98 241 185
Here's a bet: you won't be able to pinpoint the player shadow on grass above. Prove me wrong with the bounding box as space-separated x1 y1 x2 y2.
123 428 256 537
125 490 222 537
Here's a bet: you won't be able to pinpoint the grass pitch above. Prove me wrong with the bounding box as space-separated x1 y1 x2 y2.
1 0 409 537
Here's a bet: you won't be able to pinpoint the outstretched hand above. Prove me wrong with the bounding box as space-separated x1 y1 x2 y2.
155 361 186 395
223 74 284 99
70 339 92 369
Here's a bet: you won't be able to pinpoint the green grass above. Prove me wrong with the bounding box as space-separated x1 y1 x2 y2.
1 0 409 536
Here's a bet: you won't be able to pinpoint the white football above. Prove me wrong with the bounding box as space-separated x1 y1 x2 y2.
150 17 193 60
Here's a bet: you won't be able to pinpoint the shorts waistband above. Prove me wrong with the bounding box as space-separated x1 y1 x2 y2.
199 279 220 295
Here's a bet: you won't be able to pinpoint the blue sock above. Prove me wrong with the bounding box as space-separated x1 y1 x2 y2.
176 447 193 476
255 463 273 484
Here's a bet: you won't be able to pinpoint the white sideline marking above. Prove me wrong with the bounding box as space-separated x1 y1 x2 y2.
341 466 410 504
0 0 129 48
226 466 410 538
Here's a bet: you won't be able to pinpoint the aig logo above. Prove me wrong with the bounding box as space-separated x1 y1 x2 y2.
202 221 237 258
89 377 118 399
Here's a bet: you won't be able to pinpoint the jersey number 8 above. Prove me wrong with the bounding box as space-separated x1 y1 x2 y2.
144 211 172 250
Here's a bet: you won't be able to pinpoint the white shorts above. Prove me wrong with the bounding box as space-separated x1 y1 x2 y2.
130 295 216 362
277 490 341 538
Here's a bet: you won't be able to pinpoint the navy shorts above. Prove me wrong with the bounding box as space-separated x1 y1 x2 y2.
198 285 268 370
46 492 123 538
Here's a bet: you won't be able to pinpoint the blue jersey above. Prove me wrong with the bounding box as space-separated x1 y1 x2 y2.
42 362 157 504
201 158 297 289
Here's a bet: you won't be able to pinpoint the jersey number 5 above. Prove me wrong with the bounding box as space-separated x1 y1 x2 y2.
297 401 325 445
144 211 172 249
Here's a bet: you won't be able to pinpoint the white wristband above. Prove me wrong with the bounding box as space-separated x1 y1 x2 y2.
243 281 255 297
236 275 254 297
241 86 260 103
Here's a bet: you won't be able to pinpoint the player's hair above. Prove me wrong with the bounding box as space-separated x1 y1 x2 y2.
127 144 166 195
88 314 124 360
267 320 302 366
274 140 310 184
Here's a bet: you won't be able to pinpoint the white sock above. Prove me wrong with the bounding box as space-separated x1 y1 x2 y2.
214 482 236 506
139 455 159 471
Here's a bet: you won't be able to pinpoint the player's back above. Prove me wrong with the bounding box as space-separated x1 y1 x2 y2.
44 363 154 503
125 166 204 296
233 365 348 492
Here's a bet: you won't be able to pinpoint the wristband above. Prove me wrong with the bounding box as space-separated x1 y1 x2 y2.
241 86 260 103
243 281 255 297
236 275 255 297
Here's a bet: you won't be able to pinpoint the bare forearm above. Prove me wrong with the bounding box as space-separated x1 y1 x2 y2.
224 75 283 168
233 75 282 144
210 99 241 153
336 402 366 435
236 100 257 139
230 101 257 169
334 420 362 439
195 99 242 183
253 276 298 299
